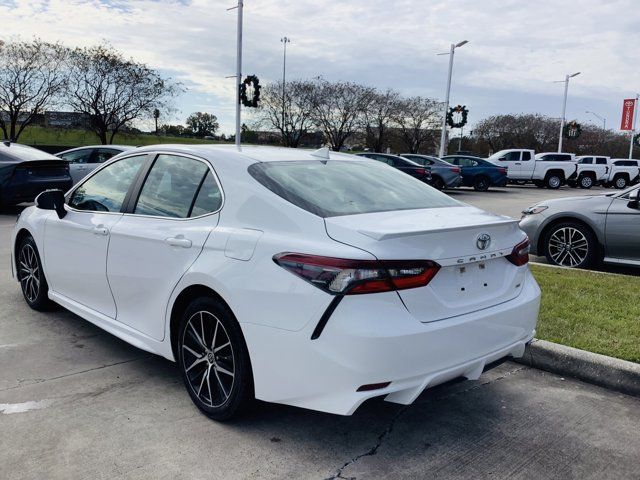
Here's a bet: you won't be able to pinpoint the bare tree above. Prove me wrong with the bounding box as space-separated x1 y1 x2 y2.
393 96 441 153
359 88 401 152
310 78 374 151
0 39 68 141
67 45 181 144
256 79 315 147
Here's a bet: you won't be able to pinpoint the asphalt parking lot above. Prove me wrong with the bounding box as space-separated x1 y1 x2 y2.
1 187 639 480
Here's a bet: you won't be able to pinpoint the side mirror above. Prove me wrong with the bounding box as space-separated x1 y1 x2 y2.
35 189 67 219
628 189 639 209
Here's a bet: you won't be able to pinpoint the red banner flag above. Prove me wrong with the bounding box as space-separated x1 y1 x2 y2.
621 98 636 130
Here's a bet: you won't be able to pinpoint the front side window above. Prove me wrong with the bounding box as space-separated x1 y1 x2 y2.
579 157 593 164
503 152 520 161
69 155 146 212
134 154 209 218
248 160 459 217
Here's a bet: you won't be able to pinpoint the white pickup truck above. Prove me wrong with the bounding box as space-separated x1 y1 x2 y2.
486 149 576 189
567 156 640 189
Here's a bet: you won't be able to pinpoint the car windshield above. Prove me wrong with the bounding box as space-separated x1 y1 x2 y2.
248 160 459 217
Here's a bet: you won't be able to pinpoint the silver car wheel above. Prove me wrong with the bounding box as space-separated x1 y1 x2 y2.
615 177 627 189
548 227 589 267
19 243 40 303
181 310 236 408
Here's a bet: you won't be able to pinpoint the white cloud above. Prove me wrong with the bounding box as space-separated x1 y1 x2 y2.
1 0 638 133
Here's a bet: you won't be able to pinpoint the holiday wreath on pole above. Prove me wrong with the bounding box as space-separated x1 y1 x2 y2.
240 74 261 108
563 120 582 139
446 105 468 129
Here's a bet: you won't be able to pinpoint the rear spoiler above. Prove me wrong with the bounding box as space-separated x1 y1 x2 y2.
358 218 518 241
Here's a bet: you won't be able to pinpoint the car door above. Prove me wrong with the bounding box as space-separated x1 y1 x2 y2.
106 153 223 340
495 151 521 178
43 154 148 317
605 187 640 261
60 148 95 184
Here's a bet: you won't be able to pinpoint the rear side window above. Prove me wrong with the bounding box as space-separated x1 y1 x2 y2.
248 160 459 218
134 154 209 218
596 158 608 165
61 149 94 164
92 148 121 164
69 155 146 212
522 151 532 161
190 171 223 217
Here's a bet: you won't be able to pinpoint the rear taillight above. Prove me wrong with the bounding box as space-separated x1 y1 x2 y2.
498 167 507 174
451 167 461 173
506 238 530 266
415 168 426 175
273 253 440 295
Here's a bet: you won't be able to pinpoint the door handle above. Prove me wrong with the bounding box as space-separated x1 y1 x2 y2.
165 235 192 248
515 162 521 165
92 225 109 236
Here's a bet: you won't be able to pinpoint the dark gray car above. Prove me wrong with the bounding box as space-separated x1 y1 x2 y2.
401 154 462 190
519 185 640 268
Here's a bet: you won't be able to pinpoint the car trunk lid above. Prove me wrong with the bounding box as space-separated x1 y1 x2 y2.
324 206 528 322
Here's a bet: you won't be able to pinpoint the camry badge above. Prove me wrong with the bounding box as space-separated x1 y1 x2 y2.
476 233 491 250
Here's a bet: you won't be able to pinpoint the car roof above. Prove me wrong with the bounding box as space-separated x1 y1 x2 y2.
57 145 134 155
0 142 61 163
128 144 358 167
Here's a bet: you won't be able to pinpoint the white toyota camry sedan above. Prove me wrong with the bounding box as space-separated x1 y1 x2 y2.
11 145 540 420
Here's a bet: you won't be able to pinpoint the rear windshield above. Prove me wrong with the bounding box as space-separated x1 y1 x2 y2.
0 144 59 162
248 160 459 217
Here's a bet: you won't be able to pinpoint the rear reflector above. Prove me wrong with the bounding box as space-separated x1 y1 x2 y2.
506 238 530 266
357 382 391 392
273 253 440 295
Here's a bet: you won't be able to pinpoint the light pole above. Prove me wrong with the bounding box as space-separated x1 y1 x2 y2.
227 0 244 148
556 71 580 153
628 94 639 159
280 37 290 137
438 40 468 158
585 110 606 130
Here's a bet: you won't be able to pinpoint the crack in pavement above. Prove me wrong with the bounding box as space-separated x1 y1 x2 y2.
323 365 528 480
0 355 150 392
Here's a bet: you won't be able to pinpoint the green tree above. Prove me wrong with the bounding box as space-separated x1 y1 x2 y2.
186 112 219 137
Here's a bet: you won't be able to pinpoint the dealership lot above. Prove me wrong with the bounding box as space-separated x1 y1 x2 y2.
0 191 639 480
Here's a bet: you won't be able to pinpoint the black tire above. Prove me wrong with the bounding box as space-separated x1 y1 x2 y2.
545 173 562 189
177 297 253 421
544 221 597 269
473 175 490 192
17 235 53 311
432 176 445 190
578 175 594 189
613 175 628 190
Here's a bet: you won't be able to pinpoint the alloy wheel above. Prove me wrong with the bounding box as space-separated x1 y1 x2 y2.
181 310 235 408
548 227 589 267
580 176 593 188
615 177 627 189
547 176 561 189
19 243 40 303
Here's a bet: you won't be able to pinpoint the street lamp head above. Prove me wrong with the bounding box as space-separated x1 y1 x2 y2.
569 71 581 78
455 40 469 48
281 37 290 43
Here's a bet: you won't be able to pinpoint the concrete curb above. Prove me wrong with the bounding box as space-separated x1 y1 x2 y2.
515 339 640 397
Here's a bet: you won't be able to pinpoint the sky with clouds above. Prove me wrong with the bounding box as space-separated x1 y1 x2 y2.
0 0 638 135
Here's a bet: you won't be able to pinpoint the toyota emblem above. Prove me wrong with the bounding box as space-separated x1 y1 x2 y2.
476 233 491 250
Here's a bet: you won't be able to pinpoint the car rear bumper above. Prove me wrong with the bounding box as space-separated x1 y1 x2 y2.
241 268 540 415
2 178 72 205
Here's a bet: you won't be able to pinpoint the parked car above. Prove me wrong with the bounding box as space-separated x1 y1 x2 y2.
486 149 577 189
520 185 640 268
442 155 508 191
0 142 72 208
57 145 134 184
12 145 540 420
400 154 462 189
355 152 432 184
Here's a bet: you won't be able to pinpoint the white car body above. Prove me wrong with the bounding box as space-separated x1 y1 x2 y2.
606 159 640 189
11 145 540 416
488 149 577 187
573 155 611 188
